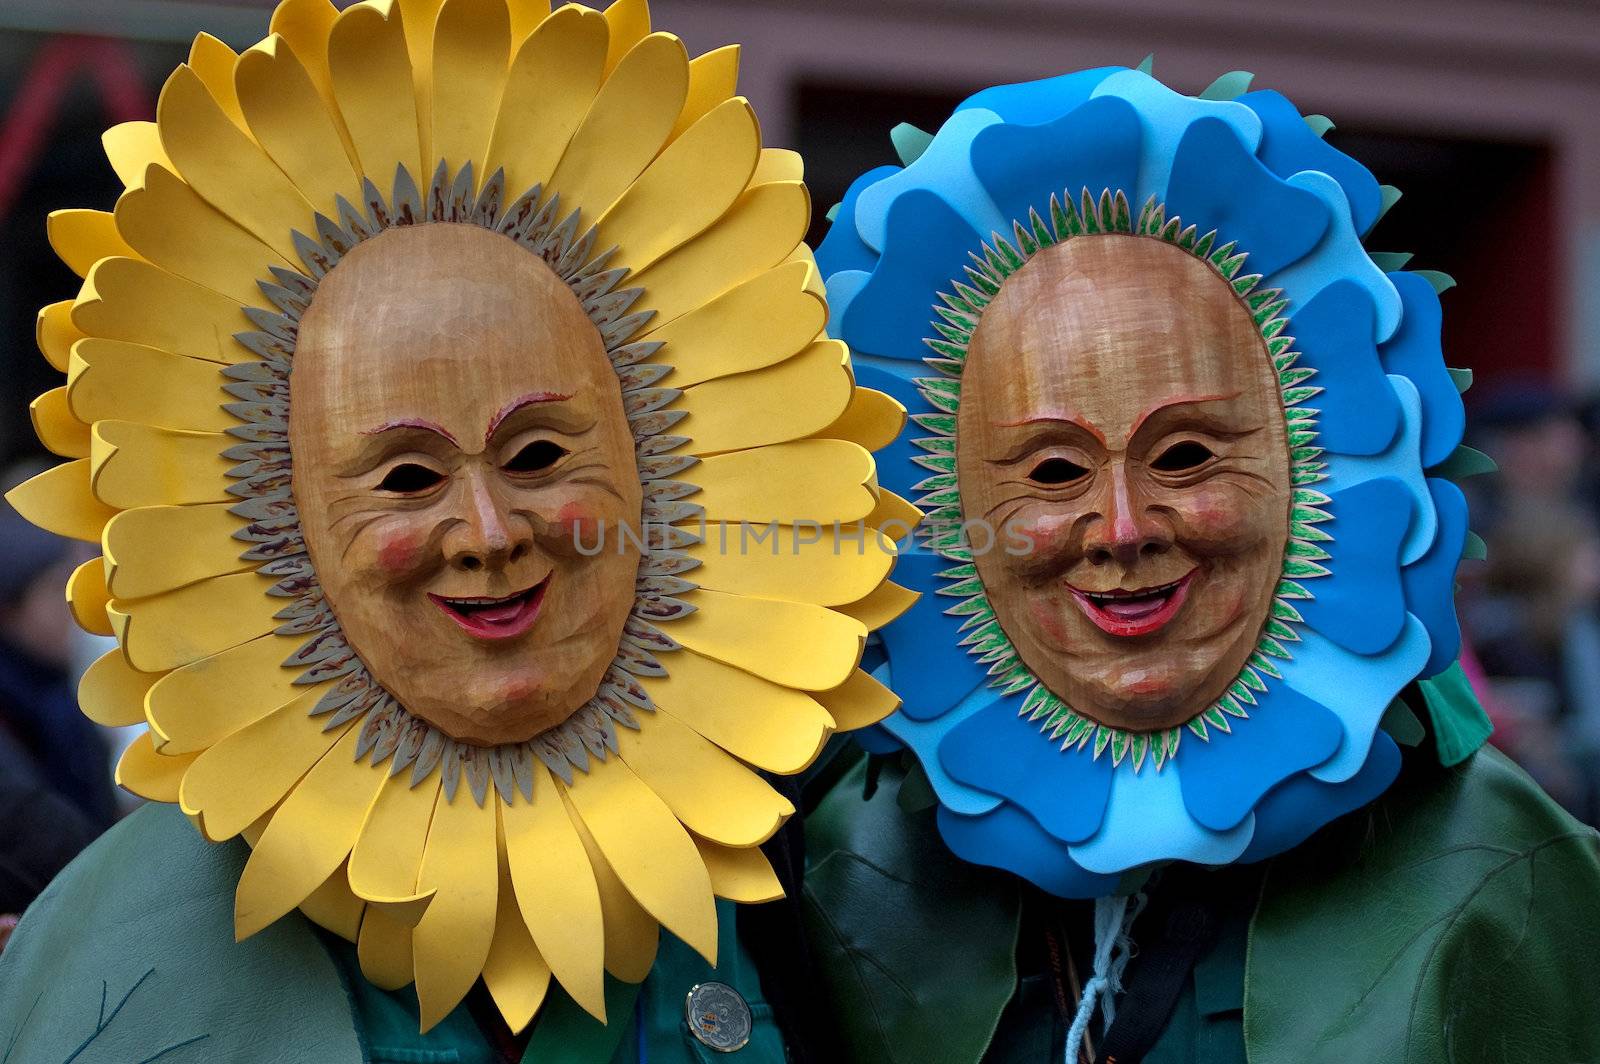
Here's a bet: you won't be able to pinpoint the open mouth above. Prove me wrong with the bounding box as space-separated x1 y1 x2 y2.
1068 571 1195 638
428 576 549 640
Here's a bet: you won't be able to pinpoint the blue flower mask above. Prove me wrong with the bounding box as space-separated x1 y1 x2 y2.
817 66 1481 896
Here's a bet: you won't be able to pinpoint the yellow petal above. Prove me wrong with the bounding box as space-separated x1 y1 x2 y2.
37 300 84 373
350 768 443 910
595 97 757 271
157 65 313 262
297 861 366 942
546 32 687 226
688 438 877 524
567 757 716 964
670 45 738 140
752 147 802 185
181 687 355 840
644 649 832 774
600 0 650 74
784 242 826 300
68 338 233 434
504 767 607 1020
103 502 248 600
115 165 292 306
268 0 356 160
680 339 852 455
693 836 783 903
813 387 906 454
67 556 113 636
236 36 364 218
235 726 387 939
4 460 115 542
397 0 447 164
484 813 552 1033
113 570 280 672
90 421 230 510
145 633 305 753
78 648 157 728
30 387 89 459
564 783 660 983
485 5 607 197
116 729 198 802
431 0 510 172
617 711 792 847
74 257 252 365
866 489 921 541
834 580 918 632
626 180 808 328
413 786 499 1032
673 589 864 691
814 667 900 732
690 523 895 607
357 904 416 991
329 0 425 185
508 0 552 46
102 121 175 189
47 209 136 278
188 33 247 131
649 261 824 387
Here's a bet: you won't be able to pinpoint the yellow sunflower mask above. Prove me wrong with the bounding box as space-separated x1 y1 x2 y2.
6 0 917 1035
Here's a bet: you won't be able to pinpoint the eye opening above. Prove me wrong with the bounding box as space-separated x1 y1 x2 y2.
1150 441 1216 472
377 463 446 494
1028 456 1090 486
504 439 569 475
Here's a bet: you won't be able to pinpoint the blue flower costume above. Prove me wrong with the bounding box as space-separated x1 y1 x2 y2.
816 65 1492 898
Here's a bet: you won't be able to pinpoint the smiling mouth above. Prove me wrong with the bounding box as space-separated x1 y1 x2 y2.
1068 571 1196 638
428 576 549 641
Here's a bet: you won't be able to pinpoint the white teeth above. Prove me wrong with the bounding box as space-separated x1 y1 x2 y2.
1085 578 1182 602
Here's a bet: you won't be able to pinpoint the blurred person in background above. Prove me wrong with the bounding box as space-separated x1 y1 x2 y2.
0 464 114 935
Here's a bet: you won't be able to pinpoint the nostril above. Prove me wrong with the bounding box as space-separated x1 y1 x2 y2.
1140 541 1166 557
461 555 482 572
509 542 529 563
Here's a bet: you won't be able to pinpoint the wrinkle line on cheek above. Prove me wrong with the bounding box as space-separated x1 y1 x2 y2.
337 514 388 564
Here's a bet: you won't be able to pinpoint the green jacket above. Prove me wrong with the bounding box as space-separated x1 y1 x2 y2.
0 803 789 1064
802 746 1600 1064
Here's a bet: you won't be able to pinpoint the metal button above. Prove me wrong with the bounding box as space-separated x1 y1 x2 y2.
684 981 752 1053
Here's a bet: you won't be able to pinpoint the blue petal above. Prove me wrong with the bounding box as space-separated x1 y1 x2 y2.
853 724 903 756
855 108 1007 253
849 356 926 503
1236 89 1382 237
1238 730 1400 863
1322 375 1436 567
839 188 986 362
968 95 1141 235
1088 69 1263 205
882 684 1005 816
957 67 1124 125
1176 683 1343 832
938 699 1114 844
937 803 1121 898
1071 762 1253 874
1267 171 1401 342
1164 116 1328 278
876 548 990 721
1293 614 1428 784
1292 280 1402 456
1378 272 1466 469
815 165 898 280
820 270 869 335
1296 476 1411 655
1402 479 1469 678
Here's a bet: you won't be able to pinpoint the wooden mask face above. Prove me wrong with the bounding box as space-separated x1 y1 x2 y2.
290 224 642 747
955 236 1291 731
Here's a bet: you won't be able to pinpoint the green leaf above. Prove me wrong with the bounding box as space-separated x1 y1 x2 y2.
1430 445 1497 479
1302 113 1334 137
824 203 840 223
1379 696 1426 747
1415 269 1456 294
1463 531 1487 561
1199 70 1254 100
1136 53 1154 75
1449 367 1473 392
1375 184 1402 225
889 122 934 167
1368 251 1413 271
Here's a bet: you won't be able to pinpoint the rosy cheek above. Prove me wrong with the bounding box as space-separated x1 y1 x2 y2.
1006 511 1075 577
552 501 603 546
376 532 426 577
1171 487 1260 553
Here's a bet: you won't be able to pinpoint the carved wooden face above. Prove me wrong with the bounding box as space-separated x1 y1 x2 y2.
290 224 642 747
956 236 1290 731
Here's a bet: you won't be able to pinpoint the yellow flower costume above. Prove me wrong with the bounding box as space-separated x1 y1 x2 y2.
7 0 915 1034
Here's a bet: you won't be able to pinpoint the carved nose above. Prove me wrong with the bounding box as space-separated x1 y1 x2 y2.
1084 464 1171 566
444 473 532 572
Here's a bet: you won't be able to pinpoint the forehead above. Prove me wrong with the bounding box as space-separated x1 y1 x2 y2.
290 224 614 434
964 236 1272 433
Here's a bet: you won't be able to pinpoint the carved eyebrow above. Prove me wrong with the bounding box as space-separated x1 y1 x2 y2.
487 391 576 441
1129 393 1242 438
359 418 458 446
995 412 1107 447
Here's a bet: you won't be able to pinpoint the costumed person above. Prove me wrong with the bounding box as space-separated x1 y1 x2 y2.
0 1 916 1060
805 62 1600 1063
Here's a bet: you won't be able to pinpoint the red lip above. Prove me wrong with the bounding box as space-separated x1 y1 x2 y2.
1068 571 1195 638
428 576 549 641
